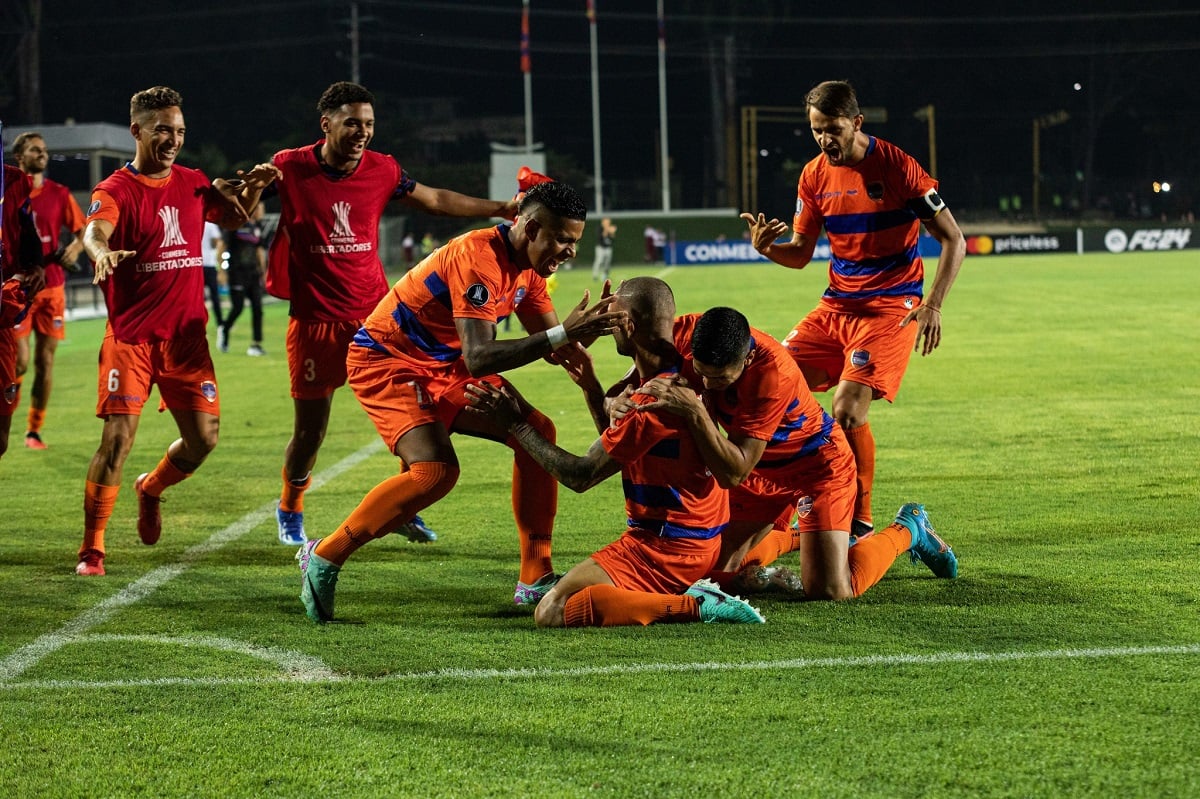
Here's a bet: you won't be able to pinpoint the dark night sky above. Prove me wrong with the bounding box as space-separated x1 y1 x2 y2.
5 0 1200 217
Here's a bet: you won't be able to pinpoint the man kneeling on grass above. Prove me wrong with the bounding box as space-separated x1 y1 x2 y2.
466 276 764 627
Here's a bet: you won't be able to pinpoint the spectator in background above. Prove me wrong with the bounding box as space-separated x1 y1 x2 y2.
2 161 46 461
201 220 224 329
11 131 86 450
591 217 616 282
218 203 267 356
402 231 415 268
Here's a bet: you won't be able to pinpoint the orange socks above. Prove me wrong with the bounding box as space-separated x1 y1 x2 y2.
844 423 875 527
562 584 700 626
279 468 311 513
81 481 121 555
140 454 190 498
27 406 45 434
847 522 911 596
315 461 459 566
739 527 799 570
509 409 557 584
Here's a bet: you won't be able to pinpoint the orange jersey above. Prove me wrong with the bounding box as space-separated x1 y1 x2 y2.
352 225 553 371
601 370 729 539
674 314 839 474
29 178 86 288
794 136 943 313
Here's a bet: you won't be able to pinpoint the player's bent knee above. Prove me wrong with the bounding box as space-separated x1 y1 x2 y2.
408 461 461 504
533 593 566 628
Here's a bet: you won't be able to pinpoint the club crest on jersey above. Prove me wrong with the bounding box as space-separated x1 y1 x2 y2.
331 201 354 241
87 200 101 217
795 495 814 518
904 298 915 310
158 206 187 248
850 349 871 368
465 283 490 307
514 287 527 306
200 380 217 403
795 197 804 216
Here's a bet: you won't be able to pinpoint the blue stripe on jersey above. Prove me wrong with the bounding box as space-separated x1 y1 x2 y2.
351 327 391 355
628 518 725 540
623 479 684 510
767 398 805 447
389 301 461 362
824 207 916 236
830 244 919 278
757 411 838 468
423 272 453 309
823 278 924 301
647 437 682 460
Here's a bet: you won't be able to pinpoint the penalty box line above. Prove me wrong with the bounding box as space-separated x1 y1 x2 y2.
0 441 385 684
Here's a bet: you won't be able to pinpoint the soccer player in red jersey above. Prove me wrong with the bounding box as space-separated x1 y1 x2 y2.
466 277 765 627
1 161 45 460
294 180 627 622
631 306 957 601
11 132 87 450
74 86 281 577
267 81 523 549
741 80 965 541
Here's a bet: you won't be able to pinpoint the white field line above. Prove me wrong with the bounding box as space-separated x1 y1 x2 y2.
2 643 1197 693
0 441 385 684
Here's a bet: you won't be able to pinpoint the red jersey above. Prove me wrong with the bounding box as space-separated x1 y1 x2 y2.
269 143 415 322
602 369 729 539
87 164 219 343
793 136 943 312
2 165 33 279
674 314 838 474
28 178 86 288
352 225 554 369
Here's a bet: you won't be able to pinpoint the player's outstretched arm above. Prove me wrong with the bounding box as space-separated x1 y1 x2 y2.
739 212 816 269
83 220 136 284
403 183 517 221
465 381 621 492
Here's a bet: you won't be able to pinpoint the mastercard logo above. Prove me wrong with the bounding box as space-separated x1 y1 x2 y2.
966 235 994 255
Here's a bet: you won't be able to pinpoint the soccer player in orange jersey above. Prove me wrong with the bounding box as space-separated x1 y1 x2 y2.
74 86 281 577
631 306 957 602
11 132 87 450
294 181 628 623
1 160 45 461
741 80 966 542
466 277 764 627
268 81 523 549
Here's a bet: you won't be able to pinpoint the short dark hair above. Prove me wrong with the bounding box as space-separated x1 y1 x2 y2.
519 181 588 223
318 81 375 113
805 80 860 120
11 131 44 157
617 276 675 326
691 307 751 368
130 86 183 122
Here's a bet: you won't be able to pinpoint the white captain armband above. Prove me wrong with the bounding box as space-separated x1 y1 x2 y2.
546 324 568 349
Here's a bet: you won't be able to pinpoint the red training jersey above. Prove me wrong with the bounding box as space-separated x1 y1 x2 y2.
602 368 729 539
352 225 554 370
793 136 944 313
87 164 219 343
29 178 86 288
269 143 415 322
674 314 838 474
2 165 33 278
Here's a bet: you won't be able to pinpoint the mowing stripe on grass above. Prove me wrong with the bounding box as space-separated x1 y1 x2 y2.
1 643 1195 692
0 441 385 684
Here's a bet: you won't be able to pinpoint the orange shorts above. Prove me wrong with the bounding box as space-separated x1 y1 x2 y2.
784 303 919 402
729 428 856 534
0 326 17 417
591 528 720 594
15 284 66 340
286 318 362 400
95 327 219 418
348 346 505 452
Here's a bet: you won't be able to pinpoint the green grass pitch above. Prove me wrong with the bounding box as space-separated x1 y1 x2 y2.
1 250 1197 798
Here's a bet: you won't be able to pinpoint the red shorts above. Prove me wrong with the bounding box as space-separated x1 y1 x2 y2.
15 284 66 340
729 427 856 534
591 528 720 594
347 346 504 452
784 302 919 402
95 327 219 418
0 326 17 418
286 318 362 400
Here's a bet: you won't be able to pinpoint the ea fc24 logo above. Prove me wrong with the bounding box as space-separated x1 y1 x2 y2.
1105 228 1191 253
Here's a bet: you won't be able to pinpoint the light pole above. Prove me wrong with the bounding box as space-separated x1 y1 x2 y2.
1033 110 1070 219
913 104 937 177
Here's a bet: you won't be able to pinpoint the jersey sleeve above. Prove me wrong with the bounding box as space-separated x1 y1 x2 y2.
85 188 120 229
63 189 87 234
891 147 943 221
793 167 823 236
730 352 790 442
446 246 504 322
392 167 417 201
601 396 659 464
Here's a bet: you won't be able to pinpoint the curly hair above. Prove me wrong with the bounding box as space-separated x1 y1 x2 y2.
518 181 588 223
318 81 375 113
130 86 183 122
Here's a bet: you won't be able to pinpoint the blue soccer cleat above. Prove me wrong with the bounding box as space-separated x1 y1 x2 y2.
894 503 958 579
393 514 438 543
275 500 307 546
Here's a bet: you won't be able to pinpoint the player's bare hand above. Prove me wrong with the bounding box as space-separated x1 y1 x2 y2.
740 212 789 252
561 291 628 343
899 303 942 356
236 162 283 191
18 266 46 297
555 342 602 394
634 374 703 417
604 385 638 426
464 381 522 429
91 249 137 284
